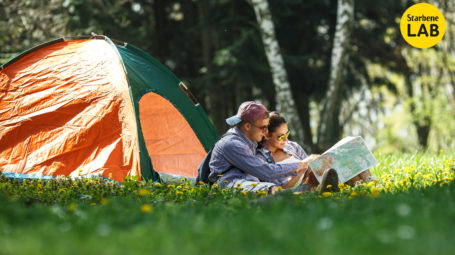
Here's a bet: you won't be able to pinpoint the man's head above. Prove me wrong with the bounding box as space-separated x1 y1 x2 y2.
226 101 270 142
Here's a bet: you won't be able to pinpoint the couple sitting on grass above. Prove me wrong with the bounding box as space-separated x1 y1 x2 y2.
208 101 372 194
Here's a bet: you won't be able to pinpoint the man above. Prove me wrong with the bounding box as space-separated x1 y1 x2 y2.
209 101 329 194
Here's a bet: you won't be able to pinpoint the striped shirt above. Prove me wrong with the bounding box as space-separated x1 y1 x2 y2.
257 141 308 187
208 127 300 186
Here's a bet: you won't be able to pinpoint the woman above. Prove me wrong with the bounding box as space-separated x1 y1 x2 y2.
260 112 373 190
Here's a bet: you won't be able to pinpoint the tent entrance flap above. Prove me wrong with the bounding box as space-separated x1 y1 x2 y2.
139 92 206 177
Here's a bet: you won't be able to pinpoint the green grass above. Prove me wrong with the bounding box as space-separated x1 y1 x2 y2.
0 152 454 255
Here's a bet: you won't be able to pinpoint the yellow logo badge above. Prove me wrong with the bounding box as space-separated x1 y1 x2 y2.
400 3 446 49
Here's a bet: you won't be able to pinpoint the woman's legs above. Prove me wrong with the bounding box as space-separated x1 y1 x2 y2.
346 169 373 186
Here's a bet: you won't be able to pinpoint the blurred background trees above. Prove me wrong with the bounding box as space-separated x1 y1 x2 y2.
1 0 454 153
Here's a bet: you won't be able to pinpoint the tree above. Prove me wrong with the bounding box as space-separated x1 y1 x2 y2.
248 0 304 144
317 0 355 150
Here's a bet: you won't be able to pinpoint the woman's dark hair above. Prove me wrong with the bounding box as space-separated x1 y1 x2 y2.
267 111 287 133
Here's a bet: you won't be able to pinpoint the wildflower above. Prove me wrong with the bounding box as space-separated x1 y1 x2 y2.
180 178 187 182
68 203 77 212
100 197 108 205
176 191 184 196
154 182 162 187
370 188 380 198
242 191 248 196
221 189 227 192
251 183 257 187
326 184 332 189
176 185 182 189
224 181 228 183
217 174 223 177
167 184 175 189
138 188 148 196
211 184 217 189
322 192 332 197
90 202 96 206
199 181 205 185
277 186 283 191
141 204 153 213
350 191 359 197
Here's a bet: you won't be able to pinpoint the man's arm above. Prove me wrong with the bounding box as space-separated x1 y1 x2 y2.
220 138 302 181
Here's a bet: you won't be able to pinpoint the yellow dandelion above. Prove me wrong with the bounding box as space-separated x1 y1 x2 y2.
68 203 77 212
326 184 332 189
217 174 223 177
176 191 184 195
138 188 148 196
100 197 108 205
370 188 380 198
155 182 162 187
141 204 153 213
351 191 359 197
322 192 332 197
257 190 266 195
212 184 218 189
251 183 257 187
167 184 175 189
242 191 248 196
90 202 96 206
277 186 283 191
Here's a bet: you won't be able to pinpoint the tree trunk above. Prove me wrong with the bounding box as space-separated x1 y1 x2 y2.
198 0 224 135
152 0 169 62
294 91 315 153
249 0 304 145
317 0 354 150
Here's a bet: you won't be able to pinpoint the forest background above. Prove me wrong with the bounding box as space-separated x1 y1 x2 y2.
1 0 454 154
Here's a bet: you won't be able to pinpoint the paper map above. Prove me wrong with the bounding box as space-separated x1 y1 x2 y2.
308 136 378 183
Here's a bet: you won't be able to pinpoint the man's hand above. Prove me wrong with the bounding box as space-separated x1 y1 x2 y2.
297 154 320 171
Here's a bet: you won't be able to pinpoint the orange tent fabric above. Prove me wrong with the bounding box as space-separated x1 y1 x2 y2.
0 40 141 182
139 92 206 177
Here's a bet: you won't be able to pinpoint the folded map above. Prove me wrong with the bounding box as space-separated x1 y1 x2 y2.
308 136 378 184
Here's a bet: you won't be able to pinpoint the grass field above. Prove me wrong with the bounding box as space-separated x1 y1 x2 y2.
0 152 454 255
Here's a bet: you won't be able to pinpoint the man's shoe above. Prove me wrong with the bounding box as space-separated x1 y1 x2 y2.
318 168 340 193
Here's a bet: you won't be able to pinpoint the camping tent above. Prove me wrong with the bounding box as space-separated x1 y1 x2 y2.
0 35 218 182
